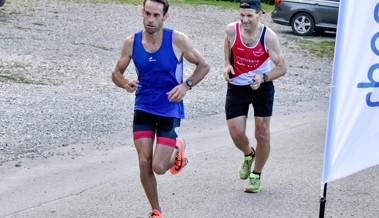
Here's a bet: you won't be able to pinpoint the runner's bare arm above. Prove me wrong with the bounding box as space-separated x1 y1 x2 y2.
224 23 236 82
111 35 139 93
168 31 210 102
174 31 210 87
260 27 287 83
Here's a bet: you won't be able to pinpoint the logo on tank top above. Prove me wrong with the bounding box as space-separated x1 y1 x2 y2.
149 56 156 62
253 48 265 57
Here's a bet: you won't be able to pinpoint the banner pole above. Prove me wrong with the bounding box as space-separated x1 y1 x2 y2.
319 183 328 218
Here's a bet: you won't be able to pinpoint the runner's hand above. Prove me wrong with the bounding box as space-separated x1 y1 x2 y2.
167 84 188 102
123 80 139 93
249 74 262 90
224 65 235 82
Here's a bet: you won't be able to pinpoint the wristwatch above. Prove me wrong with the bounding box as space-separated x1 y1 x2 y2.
262 73 268 83
185 80 193 90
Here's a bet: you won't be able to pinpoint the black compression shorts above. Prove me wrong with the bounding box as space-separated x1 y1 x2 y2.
225 82 275 120
133 110 181 147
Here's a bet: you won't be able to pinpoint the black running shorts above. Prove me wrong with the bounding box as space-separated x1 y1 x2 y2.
225 82 275 120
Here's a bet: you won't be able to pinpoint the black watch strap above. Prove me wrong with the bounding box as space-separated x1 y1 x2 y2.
185 80 193 90
263 73 268 83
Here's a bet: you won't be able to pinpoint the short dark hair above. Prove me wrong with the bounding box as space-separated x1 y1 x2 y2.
143 0 170 15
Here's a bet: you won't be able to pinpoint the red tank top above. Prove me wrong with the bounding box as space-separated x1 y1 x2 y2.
231 22 269 77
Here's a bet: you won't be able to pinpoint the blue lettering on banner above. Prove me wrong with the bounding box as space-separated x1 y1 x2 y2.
375 2 379 23
357 2 379 107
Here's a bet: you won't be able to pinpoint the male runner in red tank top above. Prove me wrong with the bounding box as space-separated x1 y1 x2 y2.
224 0 287 193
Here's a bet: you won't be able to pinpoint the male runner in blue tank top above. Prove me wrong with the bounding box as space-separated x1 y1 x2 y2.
224 0 287 193
112 0 209 217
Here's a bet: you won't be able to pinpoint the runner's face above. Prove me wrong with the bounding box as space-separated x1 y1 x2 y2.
239 8 260 30
142 0 167 34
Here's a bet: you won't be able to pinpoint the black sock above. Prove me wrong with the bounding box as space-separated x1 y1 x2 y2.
245 147 255 158
253 171 261 178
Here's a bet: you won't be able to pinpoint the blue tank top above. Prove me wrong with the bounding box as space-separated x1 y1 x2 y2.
132 28 185 119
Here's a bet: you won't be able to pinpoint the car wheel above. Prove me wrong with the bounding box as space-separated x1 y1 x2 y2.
0 0 5 7
291 12 315 36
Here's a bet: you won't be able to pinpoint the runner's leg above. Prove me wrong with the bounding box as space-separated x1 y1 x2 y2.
133 110 161 211
227 116 251 155
253 116 270 173
135 137 160 211
153 116 180 174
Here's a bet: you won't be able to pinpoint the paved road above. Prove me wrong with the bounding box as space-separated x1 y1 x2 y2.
1 103 378 218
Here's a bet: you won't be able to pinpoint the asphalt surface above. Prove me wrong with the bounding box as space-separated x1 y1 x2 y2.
1 102 379 218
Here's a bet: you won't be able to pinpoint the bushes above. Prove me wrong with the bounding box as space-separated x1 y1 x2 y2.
261 0 275 5
221 0 275 5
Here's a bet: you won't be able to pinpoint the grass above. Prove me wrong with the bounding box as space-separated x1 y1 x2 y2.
290 37 335 58
166 0 274 10
0 62 45 85
0 73 47 85
14 25 32 30
59 0 274 10
89 44 113 51
0 75 34 84
33 22 45 26
301 40 335 58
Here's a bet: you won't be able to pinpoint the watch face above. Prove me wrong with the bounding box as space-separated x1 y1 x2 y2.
186 80 193 87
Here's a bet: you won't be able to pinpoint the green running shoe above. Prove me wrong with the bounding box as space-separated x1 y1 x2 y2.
239 155 254 180
244 173 262 193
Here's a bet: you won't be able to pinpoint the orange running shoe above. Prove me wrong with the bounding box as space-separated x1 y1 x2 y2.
149 209 163 218
170 137 188 175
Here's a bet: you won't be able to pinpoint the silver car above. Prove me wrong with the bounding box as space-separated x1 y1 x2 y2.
271 0 339 36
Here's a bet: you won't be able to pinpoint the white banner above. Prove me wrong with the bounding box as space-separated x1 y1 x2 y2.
322 1 379 184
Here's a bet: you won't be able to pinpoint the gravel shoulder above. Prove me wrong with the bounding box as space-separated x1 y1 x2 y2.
0 0 335 165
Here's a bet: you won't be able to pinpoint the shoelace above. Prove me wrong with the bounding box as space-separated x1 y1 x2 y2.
149 212 161 218
173 147 183 170
174 156 185 170
242 159 251 169
242 161 248 168
250 176 260 186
